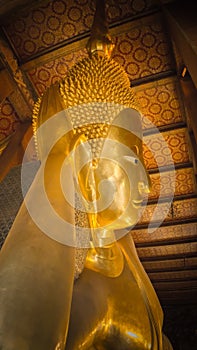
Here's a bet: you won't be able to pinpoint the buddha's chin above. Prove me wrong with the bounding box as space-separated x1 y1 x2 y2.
95 206 141 231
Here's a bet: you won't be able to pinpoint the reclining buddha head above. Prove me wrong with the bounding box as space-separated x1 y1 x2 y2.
75 105 150 231
33 54 151 246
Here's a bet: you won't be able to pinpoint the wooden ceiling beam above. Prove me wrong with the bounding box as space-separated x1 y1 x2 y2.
136 236 197 248
153 282 197 293
159 290 197 304
163 0 197 88
138 251 197 262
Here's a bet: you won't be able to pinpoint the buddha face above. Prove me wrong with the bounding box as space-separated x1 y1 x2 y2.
27 106 150 248
76 108 150 233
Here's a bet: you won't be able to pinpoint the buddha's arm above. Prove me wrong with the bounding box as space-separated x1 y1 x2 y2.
0 156 76 350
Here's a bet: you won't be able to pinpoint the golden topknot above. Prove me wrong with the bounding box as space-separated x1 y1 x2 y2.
59 54 136 108
32 54 139 159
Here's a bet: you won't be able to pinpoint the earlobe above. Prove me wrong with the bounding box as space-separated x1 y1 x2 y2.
112 107 143 139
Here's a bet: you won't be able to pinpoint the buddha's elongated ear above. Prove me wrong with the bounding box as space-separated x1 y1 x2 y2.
111 107 142 139
102 107 143 157
71 135 96 203
105 107 143 158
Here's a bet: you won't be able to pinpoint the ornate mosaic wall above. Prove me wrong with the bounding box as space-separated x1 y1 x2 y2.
27 49 88 95
2 0 158 60
137 241 197 260
149 167 195 200
134 77 185 129
24 14 174 95
0 162 40 248
144 259 197 278
138 197 197 225
132 223 197 245
112 18 174 81
143 127 191 169
0 99 20 141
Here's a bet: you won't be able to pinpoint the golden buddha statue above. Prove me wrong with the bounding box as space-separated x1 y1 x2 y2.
0 1 173 349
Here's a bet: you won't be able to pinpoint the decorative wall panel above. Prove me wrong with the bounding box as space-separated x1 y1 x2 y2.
173 198 197 220
185 256 197 268
132 222 197 244
0 162 40 248
0 165 23 247
138 201 172 224
112 19 174 81
142 258 187 272
107 0 158 21
143 128 191 169
134 77 185 129
27 49 88 95
149 269 197 281
3 0 94 60
138 198 197 225
154 280 197 291
149 167 195 200
2 0 158 60
0 99 20 141
137 242 197 259
25 15 174 96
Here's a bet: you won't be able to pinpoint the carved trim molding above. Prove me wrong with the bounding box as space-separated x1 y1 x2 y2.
0 37 35 120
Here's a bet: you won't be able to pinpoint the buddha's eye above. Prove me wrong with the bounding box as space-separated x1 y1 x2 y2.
123 155 139 165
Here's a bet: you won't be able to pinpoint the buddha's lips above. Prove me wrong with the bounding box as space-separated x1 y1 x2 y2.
132 199 143 209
